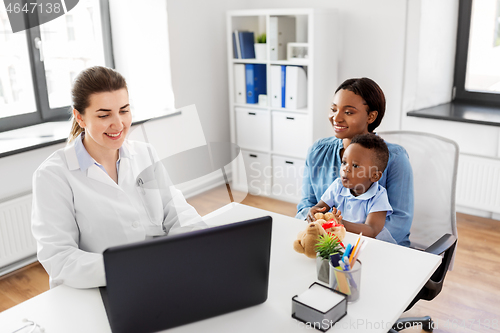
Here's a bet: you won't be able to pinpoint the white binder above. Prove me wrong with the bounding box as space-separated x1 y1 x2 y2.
269 16 296 61
285 66 307 109
234 64 246 104
270 65 282 108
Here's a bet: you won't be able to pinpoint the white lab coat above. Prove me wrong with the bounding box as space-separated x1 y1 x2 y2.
31 137 205 289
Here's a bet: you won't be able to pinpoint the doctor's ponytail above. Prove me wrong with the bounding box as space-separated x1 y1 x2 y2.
68 66 128 143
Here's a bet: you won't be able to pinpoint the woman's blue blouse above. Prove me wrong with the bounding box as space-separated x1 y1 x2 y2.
296 136 414 247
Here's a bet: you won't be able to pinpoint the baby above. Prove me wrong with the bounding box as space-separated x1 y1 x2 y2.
308 133 393 238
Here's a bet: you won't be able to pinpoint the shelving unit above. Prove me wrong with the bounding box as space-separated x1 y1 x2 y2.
227 8 338 203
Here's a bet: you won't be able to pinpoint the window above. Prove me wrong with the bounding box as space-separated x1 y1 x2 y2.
65 15 75 41
454 0 500 104
0 0 113 132
495 1 500 47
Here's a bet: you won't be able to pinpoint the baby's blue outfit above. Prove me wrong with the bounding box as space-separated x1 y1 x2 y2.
296 136 414 246
321 178 393 225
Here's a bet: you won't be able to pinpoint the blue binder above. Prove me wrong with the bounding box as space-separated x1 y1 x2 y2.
245 64 267 104
239 31 255 59
281 65 286 108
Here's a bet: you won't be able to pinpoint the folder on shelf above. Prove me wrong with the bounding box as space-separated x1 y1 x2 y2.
281 65 286 108
245 64 266 104
285 66 307 109
270 65 282 108
271 65 287 108
239 31 255 59
233 30 242 59
232 31 239 59
234 64 246 104
269 16 296 61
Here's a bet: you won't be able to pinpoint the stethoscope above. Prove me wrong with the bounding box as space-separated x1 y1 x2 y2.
10 319 45 333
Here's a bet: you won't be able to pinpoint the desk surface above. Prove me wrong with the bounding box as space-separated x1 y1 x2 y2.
0 203 441 333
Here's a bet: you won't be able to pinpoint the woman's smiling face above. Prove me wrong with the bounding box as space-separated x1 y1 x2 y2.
329 89 378 140
74 88 132 155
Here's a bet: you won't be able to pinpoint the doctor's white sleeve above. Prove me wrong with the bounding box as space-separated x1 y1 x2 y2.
31 166 106 289
162 187 208 236
146 147 207 236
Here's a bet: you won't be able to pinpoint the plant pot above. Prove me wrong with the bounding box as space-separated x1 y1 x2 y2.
316 255 329 283
254 43 267 60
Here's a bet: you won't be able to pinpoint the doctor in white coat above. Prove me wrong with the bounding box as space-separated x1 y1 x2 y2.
31 66 205 289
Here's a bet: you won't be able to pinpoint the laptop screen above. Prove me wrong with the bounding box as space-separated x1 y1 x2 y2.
101 216 273 333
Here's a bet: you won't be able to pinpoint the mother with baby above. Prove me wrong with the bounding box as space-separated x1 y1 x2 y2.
296 78 413 246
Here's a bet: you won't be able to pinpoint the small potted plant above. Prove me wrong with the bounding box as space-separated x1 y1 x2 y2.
315 234 344 283
254 33 266 60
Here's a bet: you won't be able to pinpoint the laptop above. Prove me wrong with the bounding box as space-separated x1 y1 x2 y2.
100 216 273 333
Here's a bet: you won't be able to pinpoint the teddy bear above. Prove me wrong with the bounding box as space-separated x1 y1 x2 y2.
314 212 337 224
293 221 327 259
293 212 347 259
314 212 346 241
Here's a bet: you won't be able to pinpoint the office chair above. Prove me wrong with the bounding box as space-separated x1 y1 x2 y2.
377 131 459 332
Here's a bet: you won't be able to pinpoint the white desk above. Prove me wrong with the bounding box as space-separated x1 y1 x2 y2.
0 203 441 333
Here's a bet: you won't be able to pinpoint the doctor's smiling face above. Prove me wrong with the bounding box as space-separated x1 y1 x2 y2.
73 88 132 157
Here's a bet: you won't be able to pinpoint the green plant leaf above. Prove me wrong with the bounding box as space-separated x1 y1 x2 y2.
256 33 266 43
315 234 343 260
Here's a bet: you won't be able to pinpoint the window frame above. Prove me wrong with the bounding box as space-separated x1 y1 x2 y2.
0 0 114 133
454 0 500 105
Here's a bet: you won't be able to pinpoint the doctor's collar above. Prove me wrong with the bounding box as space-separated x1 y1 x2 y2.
74 132 131 172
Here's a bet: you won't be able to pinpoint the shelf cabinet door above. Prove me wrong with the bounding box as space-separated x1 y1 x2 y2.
272 111 309 157
239 150 271 195
272 155 305 203
235 107 270 151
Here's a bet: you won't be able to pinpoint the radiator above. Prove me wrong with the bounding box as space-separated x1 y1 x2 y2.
0 194 37 273
456 154 500 214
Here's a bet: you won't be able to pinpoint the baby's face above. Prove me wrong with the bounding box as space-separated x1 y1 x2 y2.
340 143 379 196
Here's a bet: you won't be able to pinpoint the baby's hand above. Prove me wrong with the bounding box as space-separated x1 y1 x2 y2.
307 206 326 223
331 207 343 225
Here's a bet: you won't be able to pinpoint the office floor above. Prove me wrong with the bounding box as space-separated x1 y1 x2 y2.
0 185 499 333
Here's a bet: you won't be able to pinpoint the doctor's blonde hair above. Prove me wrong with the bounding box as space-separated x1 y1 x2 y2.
68 66 128 143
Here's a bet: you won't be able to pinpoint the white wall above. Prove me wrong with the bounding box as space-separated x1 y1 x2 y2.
166 0 500 219
0 144 65 201
166 0 409 139
166 0 242 143
3 0 500 219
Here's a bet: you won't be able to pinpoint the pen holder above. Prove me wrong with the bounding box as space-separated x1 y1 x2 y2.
329 260 361 303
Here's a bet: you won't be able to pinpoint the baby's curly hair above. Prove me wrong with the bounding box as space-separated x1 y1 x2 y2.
350 133 389 172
